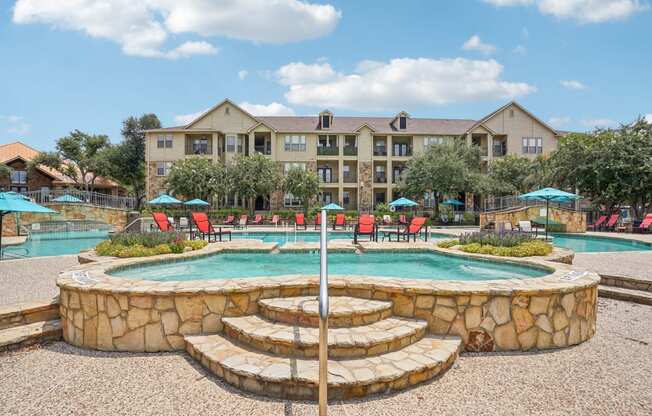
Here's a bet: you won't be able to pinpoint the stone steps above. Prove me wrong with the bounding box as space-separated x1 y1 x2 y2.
258 296 392 327
0 319 62 351
185 332 462 400
222 315 427 358
598 285 652 306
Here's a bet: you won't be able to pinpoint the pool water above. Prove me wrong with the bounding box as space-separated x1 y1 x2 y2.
111 251 548 281
2 231 108 258
551 233 652 253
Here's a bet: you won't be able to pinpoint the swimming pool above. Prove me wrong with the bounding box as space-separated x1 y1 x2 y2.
110 251 548 281
2 231 108 258
552 233 652 252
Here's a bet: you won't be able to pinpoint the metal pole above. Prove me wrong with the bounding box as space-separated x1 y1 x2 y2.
318 208 328 415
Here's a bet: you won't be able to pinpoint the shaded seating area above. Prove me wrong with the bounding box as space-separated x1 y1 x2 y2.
381 217 428 242
353 215 377 243
191 212 231 242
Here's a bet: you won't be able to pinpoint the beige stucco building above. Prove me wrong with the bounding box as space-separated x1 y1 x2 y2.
145 99 561 211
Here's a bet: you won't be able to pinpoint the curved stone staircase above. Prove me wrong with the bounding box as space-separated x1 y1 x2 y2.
184 296 462 400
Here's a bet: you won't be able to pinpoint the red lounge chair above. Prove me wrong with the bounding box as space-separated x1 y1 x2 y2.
295 213 307 230
382 217 428 242
224 215 235 226
634 213 652 233
314 213 322 230
604 214 619 231
152 212 174 232
354 215 376 243
270 215 280 227
236 214 248 229
333 213 346 230
251 214 263 225
191 212 231 242
587 215 607 231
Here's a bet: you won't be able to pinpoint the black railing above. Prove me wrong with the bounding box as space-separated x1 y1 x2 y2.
342 173 357 183
317 146 339 156
374 174 387 183
343 146 357 156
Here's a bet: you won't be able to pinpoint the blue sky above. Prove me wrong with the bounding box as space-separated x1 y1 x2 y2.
1 0 651 150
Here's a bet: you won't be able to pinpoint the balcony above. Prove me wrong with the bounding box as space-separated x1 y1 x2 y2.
493 143 507 157
342 172 357 183
374 174 387 184
373 148 387 156
392 145 413 157
319 174 338 184
343 146 358 156
392 173 404 184
317 146 339 156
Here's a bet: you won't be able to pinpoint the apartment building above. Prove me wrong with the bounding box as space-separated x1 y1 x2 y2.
145 99 560 211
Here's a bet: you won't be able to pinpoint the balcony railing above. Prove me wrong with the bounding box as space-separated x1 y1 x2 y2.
317 146 339 156
343 146 358 156
392 173 404 184
20 189 137 210
392 146 413 157
374 174 387 183
342 173 357 183
319 175 338 184
254 145 271 155
374 148 387 156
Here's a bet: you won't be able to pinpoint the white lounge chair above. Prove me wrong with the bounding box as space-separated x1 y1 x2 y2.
518 220 541 235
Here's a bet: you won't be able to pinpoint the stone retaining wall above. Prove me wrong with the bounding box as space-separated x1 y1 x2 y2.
481 206 586 233
57 244 599 353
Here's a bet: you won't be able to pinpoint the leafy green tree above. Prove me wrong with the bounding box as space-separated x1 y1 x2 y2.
399 141 483 216
0 164 10 182
166 157 228 204
102 114 161 209
229 154 280 214
283 167 320 213
30 130 111 192
488 155 536 194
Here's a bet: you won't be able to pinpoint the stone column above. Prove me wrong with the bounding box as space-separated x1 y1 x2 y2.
358 162 373 212
248 132 255 156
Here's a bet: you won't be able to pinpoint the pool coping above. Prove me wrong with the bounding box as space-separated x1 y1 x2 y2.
60 240 596 297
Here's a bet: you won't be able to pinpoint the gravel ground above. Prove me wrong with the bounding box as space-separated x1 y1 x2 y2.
1 298 650 416
0 256 78 306
574 252 652 281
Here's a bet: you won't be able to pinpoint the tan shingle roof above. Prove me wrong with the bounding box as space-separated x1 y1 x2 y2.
0 141 121 189
256 116 476 135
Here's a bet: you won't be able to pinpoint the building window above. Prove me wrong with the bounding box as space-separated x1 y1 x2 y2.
424 136 446 147
343 191 350 206
283 193 302 207
10 170 27 184
284 135 306 152
226 134 243 153
399 116 407 130
156 161 172 176
157 135 173 149
522 137 543 154
186 136 212 155
284 162 306 174
321 115 330 129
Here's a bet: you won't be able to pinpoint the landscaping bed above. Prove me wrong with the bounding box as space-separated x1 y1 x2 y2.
438 231 553 257
95 232 207 258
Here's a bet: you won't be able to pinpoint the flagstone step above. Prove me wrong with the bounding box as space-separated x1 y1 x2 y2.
598 285 652 305
222 315 427 358
0 319 62 351
185 333 462 400
258 296 392 327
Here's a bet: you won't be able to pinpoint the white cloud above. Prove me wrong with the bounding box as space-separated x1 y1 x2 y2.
483 0 648 23
513 45 528 55
13 0 341 58
240 102 296 116
582 118 615 127
0 115 31 136
238 70 249 80
462 35 496 55
644 114 652 122
276 62 337 85
548 116 572 127
279 58 536 111
560 79 587 90
174 109 208 125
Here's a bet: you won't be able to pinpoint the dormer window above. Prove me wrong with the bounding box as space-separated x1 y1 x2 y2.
399 116 407 130
319 110 332 129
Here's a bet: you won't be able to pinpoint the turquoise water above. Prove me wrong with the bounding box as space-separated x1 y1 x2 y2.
111 251 548 281
552 233 652 253
2 231 108 258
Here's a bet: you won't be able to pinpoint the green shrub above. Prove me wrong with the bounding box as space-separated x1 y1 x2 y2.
459 231 534 247
458 241 552 257
437 239 459 248
184 240 208 250
109 231 183 248
96 232 208 258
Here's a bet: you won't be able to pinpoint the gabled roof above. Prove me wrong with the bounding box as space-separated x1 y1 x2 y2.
465 101 559 136
184 98 259 129
0 141 121 188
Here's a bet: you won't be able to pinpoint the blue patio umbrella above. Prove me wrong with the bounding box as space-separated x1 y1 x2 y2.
148 194 182 205
389 197 418 207
184 198 210 206
441 199 464 206
518 187 580 239
52 194 83 203
0 192 57 259
321 203 344 211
